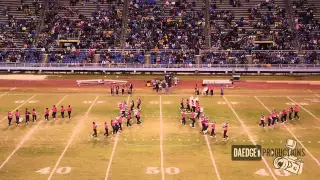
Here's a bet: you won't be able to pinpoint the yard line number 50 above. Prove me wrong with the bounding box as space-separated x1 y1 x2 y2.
146 167 180 175
36 167 72 175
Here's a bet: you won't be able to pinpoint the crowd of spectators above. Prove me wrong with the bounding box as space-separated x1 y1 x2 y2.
293 0 320 50
201 51 247 64
0 48 43 63
126 0 205 51
150 51 196 64
0 0 43 48
38 0 123 50
0 0 320 64
100 51 145 64
251 51 299 64
210 0 296 51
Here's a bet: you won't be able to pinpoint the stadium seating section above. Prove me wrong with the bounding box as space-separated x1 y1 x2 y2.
0 0 319 64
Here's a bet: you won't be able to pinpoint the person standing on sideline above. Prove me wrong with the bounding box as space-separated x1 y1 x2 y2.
45 108 50 121
223 122 229 140
210 121 216 137
129 82 133 94
25 108 30 124
92 122 98 137
121 85 125 96
67 105 72 119
104 122 109 137
116 85 119 96
8 111 12 126
52 105 57 120
181 110 186 125
32 108 37 122
61 106 65 119
221 87 224 96
210 86 214 96
111 85 114 96
259 114 265 128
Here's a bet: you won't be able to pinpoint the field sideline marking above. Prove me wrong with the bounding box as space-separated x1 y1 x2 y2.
0 87 15 98
223 96 278 180
159 96 165 180
255 96 320 167
104 95 130 180
0 94 37 124
196 96 221 180
307 89 320 98
47 96 99 180
0 95 68 170
287 97 320 122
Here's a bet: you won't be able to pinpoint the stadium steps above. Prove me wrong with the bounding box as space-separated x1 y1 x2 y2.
41 53 48 63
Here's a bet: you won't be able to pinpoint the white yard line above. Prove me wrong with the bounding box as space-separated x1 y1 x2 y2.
255 96 320 167
104 95 130 180
204 135 222 180
223 96 278 180
196 95 221 180
47 96 98 180
104 133 119 180
0 87 15 98
307 89 320 98
0 95 68 170
159 95 165 180
0 94 36 124
287 96 320 122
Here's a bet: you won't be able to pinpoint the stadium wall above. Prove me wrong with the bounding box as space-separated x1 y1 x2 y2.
0 64 320 75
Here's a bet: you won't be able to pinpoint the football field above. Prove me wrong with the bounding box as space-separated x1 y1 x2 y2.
0 88 320 180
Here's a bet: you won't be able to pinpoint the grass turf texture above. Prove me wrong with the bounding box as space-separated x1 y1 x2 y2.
0 91 319 179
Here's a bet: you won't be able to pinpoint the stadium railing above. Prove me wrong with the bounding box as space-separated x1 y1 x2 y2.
0 63 320 69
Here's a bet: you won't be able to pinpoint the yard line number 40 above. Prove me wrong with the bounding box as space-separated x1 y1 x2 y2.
36 167 72 175
146 167 180 175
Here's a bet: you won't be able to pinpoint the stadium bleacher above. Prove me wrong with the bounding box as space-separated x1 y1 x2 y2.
0 0 319 65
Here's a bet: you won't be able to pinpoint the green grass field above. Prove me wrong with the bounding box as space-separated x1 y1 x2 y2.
0 89 320 180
